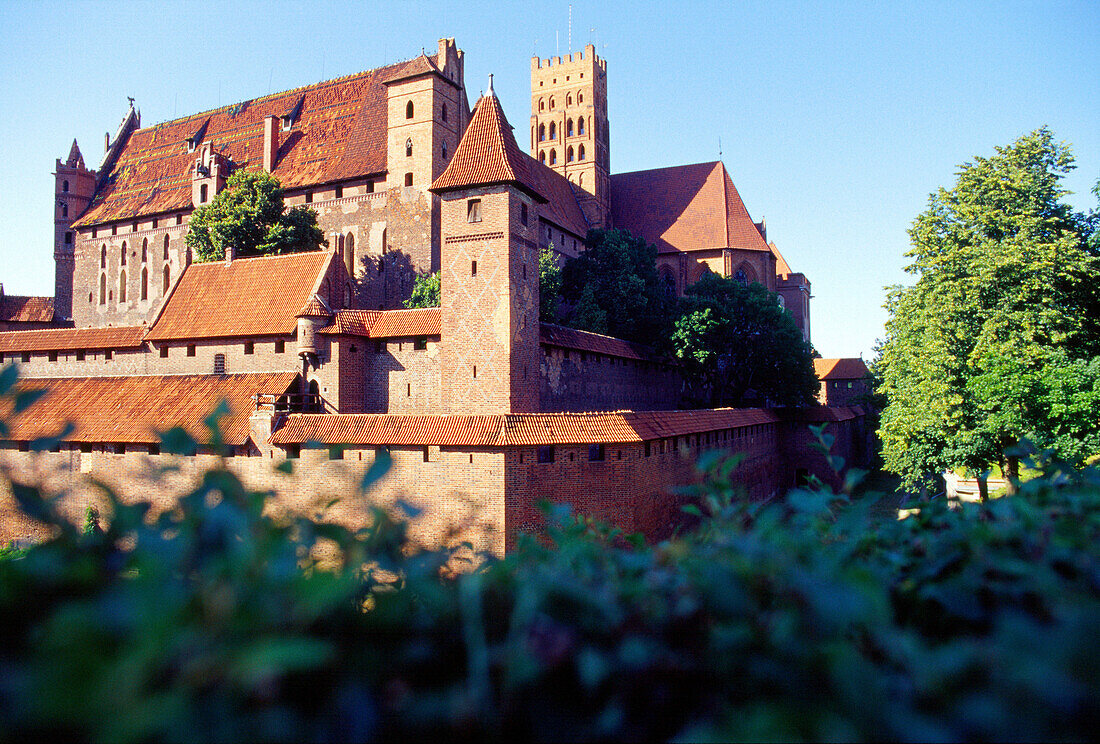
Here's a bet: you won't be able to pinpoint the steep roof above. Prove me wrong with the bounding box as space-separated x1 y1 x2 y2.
320 307 441 338
430 91 546 201
74 54 444 227
610 161 771 254
0 295 54 324
3 373 296 445
270 408 780 447
539 324 651 361
0 326 145 354
146 251 333 341
770 242 793 278
813 358 870 381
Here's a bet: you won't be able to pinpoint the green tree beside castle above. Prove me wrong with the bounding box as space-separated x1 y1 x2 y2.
186 170 326 262
877 127 1100 494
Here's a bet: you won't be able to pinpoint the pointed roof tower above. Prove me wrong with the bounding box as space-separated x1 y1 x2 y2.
430 78 547 202
65 139 85 170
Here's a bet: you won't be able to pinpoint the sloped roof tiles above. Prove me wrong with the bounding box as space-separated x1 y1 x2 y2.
0 325 146 354
0 295 54 324
813 358 870 381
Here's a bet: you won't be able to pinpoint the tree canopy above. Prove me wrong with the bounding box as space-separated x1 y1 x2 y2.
672 272 819 408
558 229 674 345
877 127 1100 489
186 170 326 262
404 271 440 309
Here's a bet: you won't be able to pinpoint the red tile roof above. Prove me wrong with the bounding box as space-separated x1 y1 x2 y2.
431 92 546 202
528 160 591 238
813 358 870 381
610 161 771 255
770 242 793 278
0 326 146 354
297 295 333 318
146 251 333 341
0 295 54 324
539 323 650 361
270 408 780 447
778 405 860 423
74 54 444 227
320 307 441 338
3 372 296 445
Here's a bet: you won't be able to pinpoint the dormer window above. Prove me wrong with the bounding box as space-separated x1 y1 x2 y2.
187 139 196 153
280 116 292 132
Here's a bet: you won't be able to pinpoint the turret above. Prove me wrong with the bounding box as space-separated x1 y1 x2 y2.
296 294 332 366
53 139 96 321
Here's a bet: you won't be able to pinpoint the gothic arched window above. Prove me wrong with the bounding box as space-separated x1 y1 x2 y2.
141 267 148 300
567 146 574 162
405 101 414 119
62 180 69 192
61 203 68 218
141 238 147 263
344 233 355 277
567 119 574 137
100 244 106 268
734 269 748 285
566 94 572 106
119 270 127 302
578 117 585 135
163 234 170 260
539 150 546 164
441 141 447 159
578 144 586 160
538 98 545 112
405 138 413 157
578 91 584 104
659 267 677 298
538 123 545 141
549 97 555 110
99 273 106 304
441 103 448 122
549 122 556 140
120 242 127 266
550 149 557 165
163 265 171 294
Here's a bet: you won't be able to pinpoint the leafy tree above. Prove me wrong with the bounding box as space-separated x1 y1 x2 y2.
186 170 326 262
405 271 440 308
559 228 674 344
538 246 562 321
878 127 1100 493
671 272 818 408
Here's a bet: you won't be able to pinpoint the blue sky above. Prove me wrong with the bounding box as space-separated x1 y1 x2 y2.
1 0 1096 358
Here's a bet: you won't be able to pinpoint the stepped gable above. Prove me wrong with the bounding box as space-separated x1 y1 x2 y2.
320 307 441 338
146 251 333 341
270 408 780 446
813 358 869 381
0 295 54 324
74 53 443 227
0 326 144 354
610 161 771 254
3 372 296 445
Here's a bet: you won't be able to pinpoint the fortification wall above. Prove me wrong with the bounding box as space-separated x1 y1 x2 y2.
539 346 681 411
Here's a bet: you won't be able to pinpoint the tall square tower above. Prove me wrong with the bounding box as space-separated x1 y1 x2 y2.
530 44 609 228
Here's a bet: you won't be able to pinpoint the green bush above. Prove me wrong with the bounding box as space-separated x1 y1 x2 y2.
0 365 1098 740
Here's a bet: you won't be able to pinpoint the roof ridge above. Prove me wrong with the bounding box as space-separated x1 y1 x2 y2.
139 54 437 132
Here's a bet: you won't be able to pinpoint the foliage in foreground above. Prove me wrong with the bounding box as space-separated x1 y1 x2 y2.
403 270 440 309
1 423 1098 741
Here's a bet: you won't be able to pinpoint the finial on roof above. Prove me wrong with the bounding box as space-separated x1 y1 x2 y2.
487 73 495 97
127 96 135 108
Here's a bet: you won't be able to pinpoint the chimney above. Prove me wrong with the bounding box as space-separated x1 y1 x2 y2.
225 243 236 264
263 115 279 173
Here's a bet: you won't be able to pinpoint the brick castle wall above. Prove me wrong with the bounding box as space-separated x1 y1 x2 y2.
539 345 680 411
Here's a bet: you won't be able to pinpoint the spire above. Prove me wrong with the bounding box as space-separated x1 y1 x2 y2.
65 139 85 169
430 91 547 202
487 73 495 97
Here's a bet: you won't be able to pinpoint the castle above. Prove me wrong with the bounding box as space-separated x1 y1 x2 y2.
0 39 866 553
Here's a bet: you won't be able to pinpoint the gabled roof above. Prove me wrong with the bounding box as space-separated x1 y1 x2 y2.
528 160 590 239
270 408 780 447
0 295 54 324
539 324 651 361
610 161 771 254
0 325 144 354
813 358 870 381
74 53 444 227
3 372 296 445
320 307 441 338
430 91 546 202
146 251 333 341
297 294 332 319
770 242 793 278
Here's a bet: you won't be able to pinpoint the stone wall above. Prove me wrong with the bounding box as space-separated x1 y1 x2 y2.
538 345 681 411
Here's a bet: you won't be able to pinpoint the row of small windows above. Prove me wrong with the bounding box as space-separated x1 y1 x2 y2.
97 265 171 305
537 117 586 142
405 138 449 160
538 145 586 166
405 100 448 122
91 213 185 238
536 91 584 111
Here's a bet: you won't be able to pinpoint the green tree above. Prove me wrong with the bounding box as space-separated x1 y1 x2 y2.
405 271 440 308
671 272 818 408
878 127 1100 493
538 246 562 321
560 228 674 344
186 170 326 262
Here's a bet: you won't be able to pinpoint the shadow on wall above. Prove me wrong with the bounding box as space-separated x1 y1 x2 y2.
356 251 417 310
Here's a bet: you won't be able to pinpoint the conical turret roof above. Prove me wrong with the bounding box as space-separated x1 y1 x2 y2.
430 85 547 202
